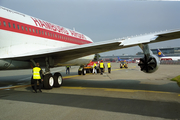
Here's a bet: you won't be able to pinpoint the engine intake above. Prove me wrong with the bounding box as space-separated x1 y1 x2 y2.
138 55 160 73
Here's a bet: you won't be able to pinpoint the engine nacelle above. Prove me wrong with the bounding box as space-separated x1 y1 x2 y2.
138 54 160 73
0 59 31 70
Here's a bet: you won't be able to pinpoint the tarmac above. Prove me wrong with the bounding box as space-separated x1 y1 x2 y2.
0 63 180 120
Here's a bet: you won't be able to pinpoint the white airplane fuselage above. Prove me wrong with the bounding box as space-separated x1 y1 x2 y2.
0 6 94 70
160 57 180 61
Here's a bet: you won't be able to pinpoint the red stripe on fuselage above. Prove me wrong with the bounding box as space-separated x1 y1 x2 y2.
0 17 92 45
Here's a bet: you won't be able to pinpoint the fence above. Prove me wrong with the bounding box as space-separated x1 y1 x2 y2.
160 60 180 65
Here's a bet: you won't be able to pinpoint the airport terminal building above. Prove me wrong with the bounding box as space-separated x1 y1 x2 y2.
100 47 180 62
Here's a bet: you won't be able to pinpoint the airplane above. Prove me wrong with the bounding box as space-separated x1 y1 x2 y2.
1 6 180 89
117 57 132 62
156 49 180 61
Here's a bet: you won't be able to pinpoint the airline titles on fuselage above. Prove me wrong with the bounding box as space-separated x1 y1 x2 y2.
31 17 86 40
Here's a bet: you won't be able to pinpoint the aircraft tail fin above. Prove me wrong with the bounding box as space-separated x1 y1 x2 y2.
118 57 121 61
157 49 166 57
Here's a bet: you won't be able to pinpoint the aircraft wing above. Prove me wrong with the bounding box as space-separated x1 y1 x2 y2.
8 29 180 63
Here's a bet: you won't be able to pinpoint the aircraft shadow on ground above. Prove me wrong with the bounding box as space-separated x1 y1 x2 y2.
62 78 180 93
0 89 180 119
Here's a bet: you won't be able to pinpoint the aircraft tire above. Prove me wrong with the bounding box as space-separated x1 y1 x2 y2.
53 72 63 87
43 74 54 89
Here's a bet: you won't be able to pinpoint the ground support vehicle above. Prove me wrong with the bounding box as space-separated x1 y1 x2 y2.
120 61 128 68
78 61 100 75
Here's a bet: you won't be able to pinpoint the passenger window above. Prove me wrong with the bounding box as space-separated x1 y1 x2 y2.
33 29 35 33
25 27 27 31
17 25 20 30
8 22 11 28
3 21 6 26
13 24 15 28
0 21 1 25
39 30 41 34
53 34 54 37
48 32 49 36
36 29 38 33
45 32 47 35
21 26 24 30
42 31 44 35
29 28 31 32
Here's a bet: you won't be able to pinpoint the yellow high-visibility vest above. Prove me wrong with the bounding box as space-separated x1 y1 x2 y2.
33 67 41 79
107 63 111 68
100 62 104 68
93 63 97 68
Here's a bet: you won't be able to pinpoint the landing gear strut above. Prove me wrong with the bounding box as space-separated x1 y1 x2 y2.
30 58 63 90
43 57 63 89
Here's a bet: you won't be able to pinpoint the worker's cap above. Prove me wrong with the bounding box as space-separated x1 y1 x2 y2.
101 60 103 62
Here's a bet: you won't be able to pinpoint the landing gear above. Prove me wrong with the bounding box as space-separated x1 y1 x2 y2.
30 58 63 90
53 72 63 87
43 74 54 89
43 72 63 89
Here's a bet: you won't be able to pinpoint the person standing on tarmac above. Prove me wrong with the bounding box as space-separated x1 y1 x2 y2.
92 62 97 74
32 63 43 93
99 60 105 75
107 61 111 73
66 66 70 74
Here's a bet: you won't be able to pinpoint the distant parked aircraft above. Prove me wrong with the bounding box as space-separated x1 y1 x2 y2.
156 49 180 61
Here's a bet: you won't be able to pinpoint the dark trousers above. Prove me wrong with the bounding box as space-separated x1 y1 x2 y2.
66 68 70 74
108 68 111 73
100 68 103 75
34 79 42 92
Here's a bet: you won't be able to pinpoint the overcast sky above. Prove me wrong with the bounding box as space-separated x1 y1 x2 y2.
1 0 180 56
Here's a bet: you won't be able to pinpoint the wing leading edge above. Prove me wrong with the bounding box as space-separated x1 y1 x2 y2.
5 29 180 63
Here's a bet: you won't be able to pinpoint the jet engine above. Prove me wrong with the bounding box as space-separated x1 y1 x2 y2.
0 59 31 70
138 54 160 73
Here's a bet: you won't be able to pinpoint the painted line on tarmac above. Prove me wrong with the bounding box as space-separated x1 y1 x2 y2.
0 74 90 90
61 86 176 94
0 66 136 90
0 84 31 90
105 66 136 72
178 94 180 96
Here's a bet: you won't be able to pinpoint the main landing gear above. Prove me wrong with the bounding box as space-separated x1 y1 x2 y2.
30 58 63 89
43 72 63 89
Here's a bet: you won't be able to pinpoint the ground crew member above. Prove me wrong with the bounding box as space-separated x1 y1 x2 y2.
99 60 105 75
32 63 43 93
92 62 97 74
66 66 70 74
107 61 111 73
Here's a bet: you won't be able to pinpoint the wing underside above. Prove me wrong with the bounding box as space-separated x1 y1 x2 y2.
4 29 180 63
